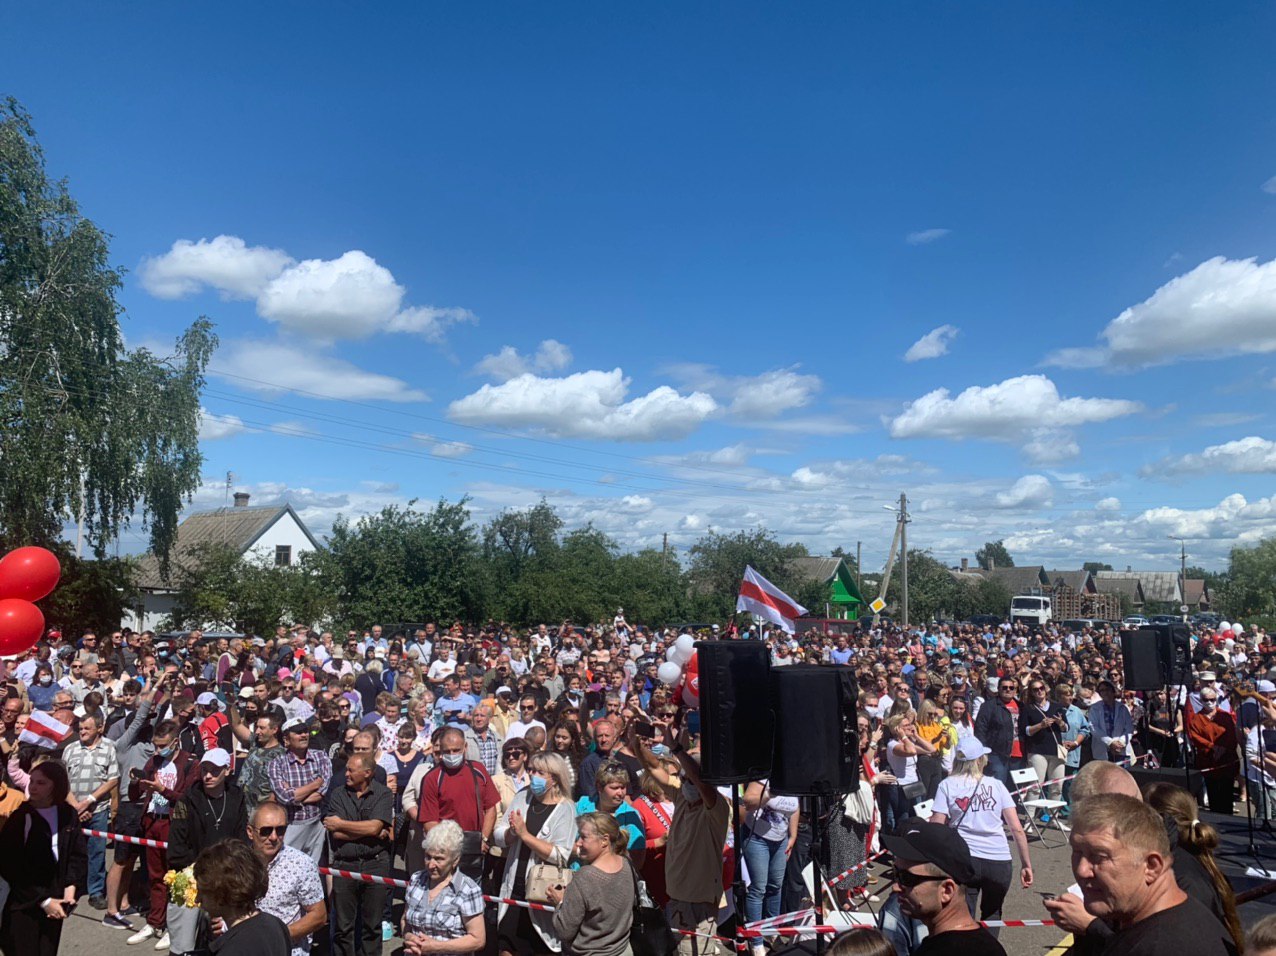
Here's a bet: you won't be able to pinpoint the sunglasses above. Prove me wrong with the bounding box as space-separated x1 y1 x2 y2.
505 749 527 757
1201 696 1218 702
255 825 288 837
889 868 950 889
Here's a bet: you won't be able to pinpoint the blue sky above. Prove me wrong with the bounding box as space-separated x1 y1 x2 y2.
7 3 1276 571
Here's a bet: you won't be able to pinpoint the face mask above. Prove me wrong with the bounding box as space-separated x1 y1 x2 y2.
156 746 174 759
39 675 52 685
681 781 700 803
529 776 548 797
441 752 464 770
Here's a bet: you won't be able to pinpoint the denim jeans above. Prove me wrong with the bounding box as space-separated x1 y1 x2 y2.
985 753 1012 790
740 832 787 922
87 805 110 896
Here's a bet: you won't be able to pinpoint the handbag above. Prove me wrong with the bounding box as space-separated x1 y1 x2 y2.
628 861 675 956
842 780 875 824
526 861 573 904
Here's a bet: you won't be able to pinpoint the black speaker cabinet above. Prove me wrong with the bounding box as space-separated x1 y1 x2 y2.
1130 765 1204 800
1123 625 1193 690
1122 630 1164 690
770 665 858 796
697 641 774 783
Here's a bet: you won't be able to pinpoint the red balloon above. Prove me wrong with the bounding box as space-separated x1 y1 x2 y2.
0 599 44 656
0 546 62 602
682 650 700 707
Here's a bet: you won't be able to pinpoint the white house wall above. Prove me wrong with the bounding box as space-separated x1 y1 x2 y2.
244 512 317 566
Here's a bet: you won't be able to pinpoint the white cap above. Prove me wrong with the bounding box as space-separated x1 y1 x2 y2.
956 739 991 761
196 692 218 706
200 748 231 769
282 717 308 734
237 686 256 700
1258 680 1276 694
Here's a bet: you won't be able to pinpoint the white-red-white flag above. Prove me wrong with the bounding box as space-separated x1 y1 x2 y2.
736 565 809 634
20 710 71 750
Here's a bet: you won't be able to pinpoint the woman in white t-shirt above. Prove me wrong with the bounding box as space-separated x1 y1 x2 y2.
740 779 800 928
883 713 934 832
929 738 1033 934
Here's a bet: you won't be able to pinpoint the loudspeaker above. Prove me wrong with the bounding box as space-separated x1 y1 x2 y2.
1122 625 1193 690
1130 766 1204 800
1122 630 1164 691
770 665 858 796
697 641 774 783
1157 623 1192 685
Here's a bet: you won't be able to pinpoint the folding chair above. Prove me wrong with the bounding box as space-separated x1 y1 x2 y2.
1011 767 1068 848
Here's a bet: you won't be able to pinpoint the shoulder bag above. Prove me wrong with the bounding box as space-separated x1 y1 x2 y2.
524 801 574 904
628 860 675 956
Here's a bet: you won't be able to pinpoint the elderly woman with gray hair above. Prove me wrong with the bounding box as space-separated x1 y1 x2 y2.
403 819 486 955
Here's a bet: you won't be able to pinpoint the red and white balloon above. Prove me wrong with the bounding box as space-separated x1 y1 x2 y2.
0 546 60 656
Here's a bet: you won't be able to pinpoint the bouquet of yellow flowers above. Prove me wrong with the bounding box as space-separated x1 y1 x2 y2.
162 866 199 908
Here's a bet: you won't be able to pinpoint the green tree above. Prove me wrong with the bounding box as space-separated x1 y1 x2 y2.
0 99 216 564
42 547 139 636
613 549 687 625
975 540 1014 570
1083 562 1113 574
482 500 565 622
687 528 810 620
320 499 486 628
884 550 961 623
1215 538 1276 627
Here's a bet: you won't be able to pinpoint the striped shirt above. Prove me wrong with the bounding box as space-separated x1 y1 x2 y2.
267 749 333 822
63 737 120 813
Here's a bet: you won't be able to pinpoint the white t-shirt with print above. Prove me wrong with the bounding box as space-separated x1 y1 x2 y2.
932 773 1013 861
886 740 918 786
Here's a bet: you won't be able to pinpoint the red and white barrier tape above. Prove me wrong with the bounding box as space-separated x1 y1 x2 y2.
82 828 168 849
743 907 815 930
824 849 889 887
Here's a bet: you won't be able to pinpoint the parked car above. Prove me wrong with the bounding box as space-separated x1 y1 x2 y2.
1149 613 1182 626
967 614 1003 628
1123 614 1150 628
1192 612 1221 629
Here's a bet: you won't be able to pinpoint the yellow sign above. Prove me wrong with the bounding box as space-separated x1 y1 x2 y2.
869 597 886 613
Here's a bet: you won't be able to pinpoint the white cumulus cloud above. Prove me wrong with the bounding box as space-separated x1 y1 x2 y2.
906 228 951 245
1147 436 1276 476
447 369 717 441
888 375 1141 441
1263 175 1276 195
904 325 959 362
197 408 246 441
1023 430 1081 465
1044 256 1276 368
1096 497 1122 512
430 441 474 459
140 236 475 345
475 340 574 381
995 475 1053 509
664 364 821 420
215 340 428 402
139 235 293 300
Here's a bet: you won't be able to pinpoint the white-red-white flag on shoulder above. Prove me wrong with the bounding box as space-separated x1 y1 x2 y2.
736 565 809 634
20 710 71 750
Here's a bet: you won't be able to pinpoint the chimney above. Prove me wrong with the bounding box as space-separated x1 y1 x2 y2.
233 492 250 508
961 558 968 572
989 556 995 570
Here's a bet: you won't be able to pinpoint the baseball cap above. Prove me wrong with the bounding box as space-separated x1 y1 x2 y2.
881 821 977 885
196 692 218 706
200 748 231 769
1258 680 1276 694
282 717 311 734
495 686 514 697
237 686 256 700
955 738 990 761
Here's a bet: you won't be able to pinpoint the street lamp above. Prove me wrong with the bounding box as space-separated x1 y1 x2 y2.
1167 536 1188 620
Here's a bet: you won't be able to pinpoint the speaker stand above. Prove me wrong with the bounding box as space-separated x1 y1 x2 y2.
1239 711 1276 875
732 785 748 946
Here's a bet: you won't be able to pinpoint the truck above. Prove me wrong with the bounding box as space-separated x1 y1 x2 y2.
1009 594 1052 628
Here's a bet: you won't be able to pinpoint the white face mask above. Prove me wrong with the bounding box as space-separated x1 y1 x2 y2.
441 752 464 770
39 675 52 685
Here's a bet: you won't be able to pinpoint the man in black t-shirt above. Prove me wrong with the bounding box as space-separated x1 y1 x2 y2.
1064 793 1237 956
881 821 1007 956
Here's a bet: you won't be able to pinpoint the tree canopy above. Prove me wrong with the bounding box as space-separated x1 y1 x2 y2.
0 98 215 563
976 540 1014 570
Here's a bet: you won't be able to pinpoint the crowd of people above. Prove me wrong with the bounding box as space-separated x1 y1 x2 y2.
0 612 1273 956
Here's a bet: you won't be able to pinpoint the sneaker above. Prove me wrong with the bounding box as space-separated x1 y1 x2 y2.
104 913 137 930
121 904 143 917
155 931 171 951
382 921 394 941
127 926 156 945
89 894 109 910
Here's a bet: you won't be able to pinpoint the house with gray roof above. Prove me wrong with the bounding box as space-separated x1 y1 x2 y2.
124 493 321 632
1095 570 1182 609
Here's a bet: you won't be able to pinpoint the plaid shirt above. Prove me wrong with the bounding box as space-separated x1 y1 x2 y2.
63 737 120 813
404 869 484 939
267 748 333 822
471 730 499 776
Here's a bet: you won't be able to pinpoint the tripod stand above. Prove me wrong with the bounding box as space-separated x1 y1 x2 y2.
1238 701 1275 875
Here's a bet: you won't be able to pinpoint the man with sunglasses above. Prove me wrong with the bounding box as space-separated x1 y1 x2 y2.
882 820 1006 956
251 802 327 956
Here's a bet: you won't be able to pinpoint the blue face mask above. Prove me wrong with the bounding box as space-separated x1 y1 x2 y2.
529 776 548 797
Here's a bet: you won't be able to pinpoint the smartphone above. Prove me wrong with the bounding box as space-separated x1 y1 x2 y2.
632 720 655 739
129 768 149 781
1038 891 1058 902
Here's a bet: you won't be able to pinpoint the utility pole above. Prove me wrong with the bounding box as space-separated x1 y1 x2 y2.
856 540 862 594
1169 536 1188 620
900 492 910 628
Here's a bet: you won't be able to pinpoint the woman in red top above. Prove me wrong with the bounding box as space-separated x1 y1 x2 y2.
630 753 678 906
1187 689 1239 815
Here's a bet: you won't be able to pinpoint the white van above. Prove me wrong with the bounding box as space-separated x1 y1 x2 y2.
1009 594 1052 628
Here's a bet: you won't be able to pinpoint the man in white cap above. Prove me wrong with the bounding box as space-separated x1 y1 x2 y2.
196 690 233 757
